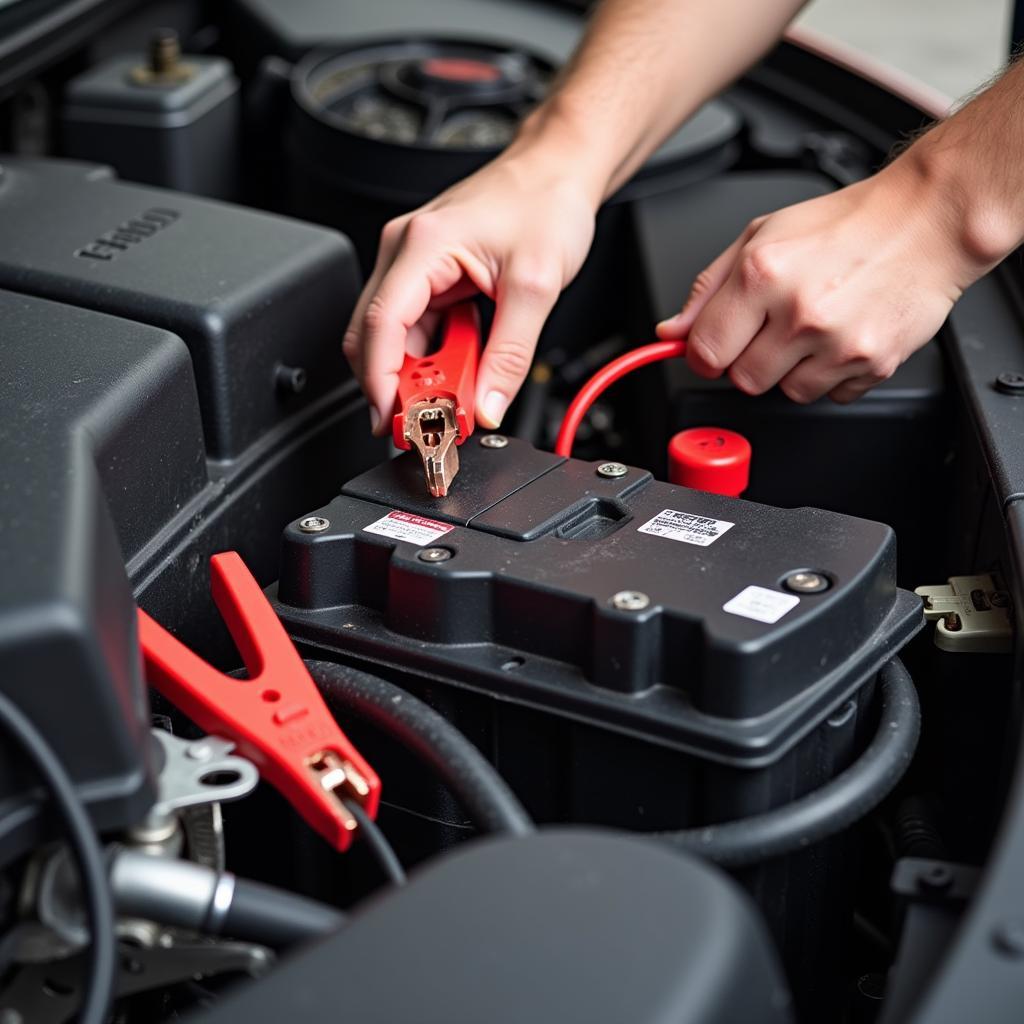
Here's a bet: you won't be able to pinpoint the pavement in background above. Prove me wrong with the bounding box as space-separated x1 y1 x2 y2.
797 0 1011 102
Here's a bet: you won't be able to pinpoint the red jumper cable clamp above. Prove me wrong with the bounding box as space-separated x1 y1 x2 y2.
137 551 381 852
392 301 481 498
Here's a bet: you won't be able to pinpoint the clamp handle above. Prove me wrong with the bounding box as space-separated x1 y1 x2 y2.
138 552 381 852
392 302 481 450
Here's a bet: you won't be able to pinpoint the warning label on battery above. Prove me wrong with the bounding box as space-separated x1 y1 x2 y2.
363 510 454 546
637 509 734 547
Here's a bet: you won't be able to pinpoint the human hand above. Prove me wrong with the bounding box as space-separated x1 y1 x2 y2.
656 160 980 404
344 145 598 435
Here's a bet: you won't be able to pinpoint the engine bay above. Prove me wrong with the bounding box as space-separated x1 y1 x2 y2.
1 2 1023 1022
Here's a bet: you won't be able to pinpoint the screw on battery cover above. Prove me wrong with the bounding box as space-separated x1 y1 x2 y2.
784 571 830 594
480 434 508 448
596 462 628 479
995 371 1024 395
418 547 453 563
611 590 650 611
298 516 330 533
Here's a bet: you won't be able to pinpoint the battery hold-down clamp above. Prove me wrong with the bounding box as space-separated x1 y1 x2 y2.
392 302 480 498
138 551 381 851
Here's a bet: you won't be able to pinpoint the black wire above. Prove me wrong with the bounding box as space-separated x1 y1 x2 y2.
657 657 921 867
306 659 532 836
0 690 115 1024
344 798 407 887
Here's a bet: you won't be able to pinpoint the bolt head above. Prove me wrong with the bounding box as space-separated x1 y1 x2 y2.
611 590 650 611
597 462 628 479
996 372 1024 395
784 571 830 594
298 515 330 534
418 547 453 563
480 434 508 449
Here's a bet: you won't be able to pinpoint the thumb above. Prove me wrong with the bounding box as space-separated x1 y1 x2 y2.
476 262 560 428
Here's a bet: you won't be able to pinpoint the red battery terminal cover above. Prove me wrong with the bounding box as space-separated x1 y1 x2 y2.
138 551 381 852
668 427 752 497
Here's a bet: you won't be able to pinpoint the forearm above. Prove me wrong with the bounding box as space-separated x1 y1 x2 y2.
509 0 809 203
890 56 1024 281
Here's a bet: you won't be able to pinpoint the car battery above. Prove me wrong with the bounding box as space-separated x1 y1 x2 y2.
271 436 922 1009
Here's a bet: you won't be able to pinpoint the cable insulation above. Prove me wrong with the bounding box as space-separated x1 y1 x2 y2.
306 660 532 837
345 797 407 886
554 340 686 456
0 690 116 1024
657 658 920 867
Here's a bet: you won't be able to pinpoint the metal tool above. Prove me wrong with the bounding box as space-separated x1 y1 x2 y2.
392 302 481 497
138 551 381 851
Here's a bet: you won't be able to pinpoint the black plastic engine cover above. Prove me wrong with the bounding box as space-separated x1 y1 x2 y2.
0 290 176 863
275 437 921 767
194 829 794 1024
0 157 359 460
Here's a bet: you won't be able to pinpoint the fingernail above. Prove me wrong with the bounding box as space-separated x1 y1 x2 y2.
480 390 508 428
657 313 681 327
369 407 381 434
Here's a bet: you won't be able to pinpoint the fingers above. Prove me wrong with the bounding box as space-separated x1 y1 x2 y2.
345 218 474 436
829 375 881 404
475 257 561 428
656 218 763 345
726 318 813 395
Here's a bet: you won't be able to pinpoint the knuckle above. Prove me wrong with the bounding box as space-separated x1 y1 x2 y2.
871 354 899 381
342 329 361 362
688 268 717 301
789 295 831 335
508 264 559 302
836 333 882 366
379 217 407 248
485 340 532 383
738 244 783 291
361 294 391 336
688 330 724 371
403 211 444 245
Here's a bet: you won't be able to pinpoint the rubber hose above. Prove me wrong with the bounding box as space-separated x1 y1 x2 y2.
306 660 533 837
658 657 921 867
223 877 347 946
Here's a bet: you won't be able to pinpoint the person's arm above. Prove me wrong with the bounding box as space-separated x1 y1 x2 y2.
345 0 810 434
657 58 1024 404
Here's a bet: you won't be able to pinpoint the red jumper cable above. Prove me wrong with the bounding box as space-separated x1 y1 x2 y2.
553 338 751 496
138 551 381 852
554 340 687 457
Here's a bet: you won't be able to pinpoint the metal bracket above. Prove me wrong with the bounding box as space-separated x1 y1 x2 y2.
151 729 259 818
914 573 1013 653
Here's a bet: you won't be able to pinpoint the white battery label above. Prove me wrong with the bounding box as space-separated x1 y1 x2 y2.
363 510 454 546
723 586 800 624
637 508 735 547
